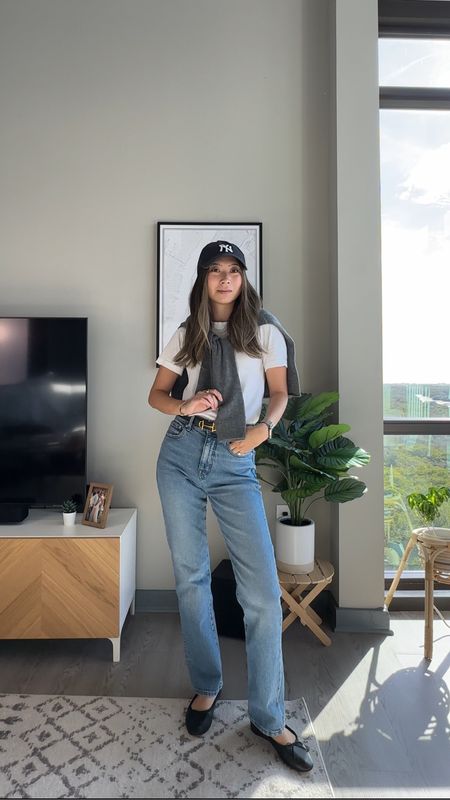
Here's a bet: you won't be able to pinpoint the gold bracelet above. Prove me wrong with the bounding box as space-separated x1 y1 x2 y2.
179 401 186 416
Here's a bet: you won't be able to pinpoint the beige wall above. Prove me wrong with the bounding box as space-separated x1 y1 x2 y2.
0 0 384 608
0 0 333 589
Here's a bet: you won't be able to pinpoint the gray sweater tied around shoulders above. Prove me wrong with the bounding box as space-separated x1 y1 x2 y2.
169 308 300 442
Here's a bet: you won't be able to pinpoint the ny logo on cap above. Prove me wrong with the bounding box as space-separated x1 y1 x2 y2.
219 244 233 254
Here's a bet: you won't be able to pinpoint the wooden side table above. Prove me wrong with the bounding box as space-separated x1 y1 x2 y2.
277 558 334 646
416 532 450 661
384 530 419 609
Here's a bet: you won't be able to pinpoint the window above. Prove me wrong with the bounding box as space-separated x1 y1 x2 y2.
379 38 450 88
379 1 450 584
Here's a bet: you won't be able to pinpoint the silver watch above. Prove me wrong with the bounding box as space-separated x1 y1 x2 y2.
262 419 274 439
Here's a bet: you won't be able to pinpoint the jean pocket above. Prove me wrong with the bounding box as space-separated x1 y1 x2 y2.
166 418 188 439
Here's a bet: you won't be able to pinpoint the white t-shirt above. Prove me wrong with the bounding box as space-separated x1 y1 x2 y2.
156 321 287 424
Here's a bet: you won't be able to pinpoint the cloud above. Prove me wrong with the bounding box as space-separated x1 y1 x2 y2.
399 142 450 207
381 220 450 383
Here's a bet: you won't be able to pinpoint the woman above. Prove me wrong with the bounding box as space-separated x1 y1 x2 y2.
148 240 313 773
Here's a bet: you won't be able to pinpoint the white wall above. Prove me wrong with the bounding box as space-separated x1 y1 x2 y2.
0 0 334 589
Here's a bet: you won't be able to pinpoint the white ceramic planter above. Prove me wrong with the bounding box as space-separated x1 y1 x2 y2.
415 527 450 564
275 516 315 573
63 511 77 527
415 526 450 541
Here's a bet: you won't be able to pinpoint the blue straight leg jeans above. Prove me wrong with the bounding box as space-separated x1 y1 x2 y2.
156 414 286 736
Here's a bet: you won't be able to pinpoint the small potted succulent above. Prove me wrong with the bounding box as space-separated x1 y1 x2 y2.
61 498 78 527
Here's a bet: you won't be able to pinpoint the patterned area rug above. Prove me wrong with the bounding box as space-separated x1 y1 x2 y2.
0 694 333 798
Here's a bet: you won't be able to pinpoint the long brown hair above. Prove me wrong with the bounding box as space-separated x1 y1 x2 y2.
173 265 267 368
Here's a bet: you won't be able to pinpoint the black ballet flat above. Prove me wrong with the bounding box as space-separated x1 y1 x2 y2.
185 689 222 736
250 721 314 772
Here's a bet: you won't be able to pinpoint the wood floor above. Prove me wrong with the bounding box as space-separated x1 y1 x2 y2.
1 610 449 798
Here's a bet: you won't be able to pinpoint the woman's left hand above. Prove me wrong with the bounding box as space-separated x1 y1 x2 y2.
228 424 268 456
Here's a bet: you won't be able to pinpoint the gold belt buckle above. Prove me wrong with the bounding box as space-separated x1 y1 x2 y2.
198 418 217 432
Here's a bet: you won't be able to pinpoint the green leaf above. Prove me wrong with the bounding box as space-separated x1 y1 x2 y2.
309 424 351 450
272 418 290 439
283 394 312 421
319 465 350 477
290 455 335 479
324 478 367 503
296 391 339 421
429 486 450 504
296 473 332 492
270 434 297 450
255 440 283 459
316 444 371 468
407 486 450 525
255 460 287 473
281 480 325 504
290 454 320 471
291 415 334 442
255 446 287 472
273 477 289 492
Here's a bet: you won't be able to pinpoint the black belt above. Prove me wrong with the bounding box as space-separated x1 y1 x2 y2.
191 415 217 432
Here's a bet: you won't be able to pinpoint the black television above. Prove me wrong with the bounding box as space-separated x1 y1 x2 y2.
0 317 87 520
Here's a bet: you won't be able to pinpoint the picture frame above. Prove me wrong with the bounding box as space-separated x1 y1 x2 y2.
81 482 114 529
156 221 263 359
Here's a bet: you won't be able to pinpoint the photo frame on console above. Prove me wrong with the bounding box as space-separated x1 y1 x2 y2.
156 221 263 360
82 482 114 529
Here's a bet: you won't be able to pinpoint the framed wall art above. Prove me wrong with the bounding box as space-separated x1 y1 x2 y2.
156 221 262 359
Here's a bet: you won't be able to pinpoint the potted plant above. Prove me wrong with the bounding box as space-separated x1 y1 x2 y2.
407 486 450 543
384 486 450 609
61 498 78 527
255 391 370 572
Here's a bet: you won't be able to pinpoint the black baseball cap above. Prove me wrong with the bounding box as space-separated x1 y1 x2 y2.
197 240 247 274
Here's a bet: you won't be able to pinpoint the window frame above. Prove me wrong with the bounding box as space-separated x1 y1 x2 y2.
379 0 450 39
379 0 450 591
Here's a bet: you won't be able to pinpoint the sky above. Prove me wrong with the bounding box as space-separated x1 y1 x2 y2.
378 39 450 384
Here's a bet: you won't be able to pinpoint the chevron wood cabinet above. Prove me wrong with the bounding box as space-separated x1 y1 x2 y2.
0 507 136 662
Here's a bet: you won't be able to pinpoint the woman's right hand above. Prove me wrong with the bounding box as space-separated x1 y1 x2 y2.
181 388 223 416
